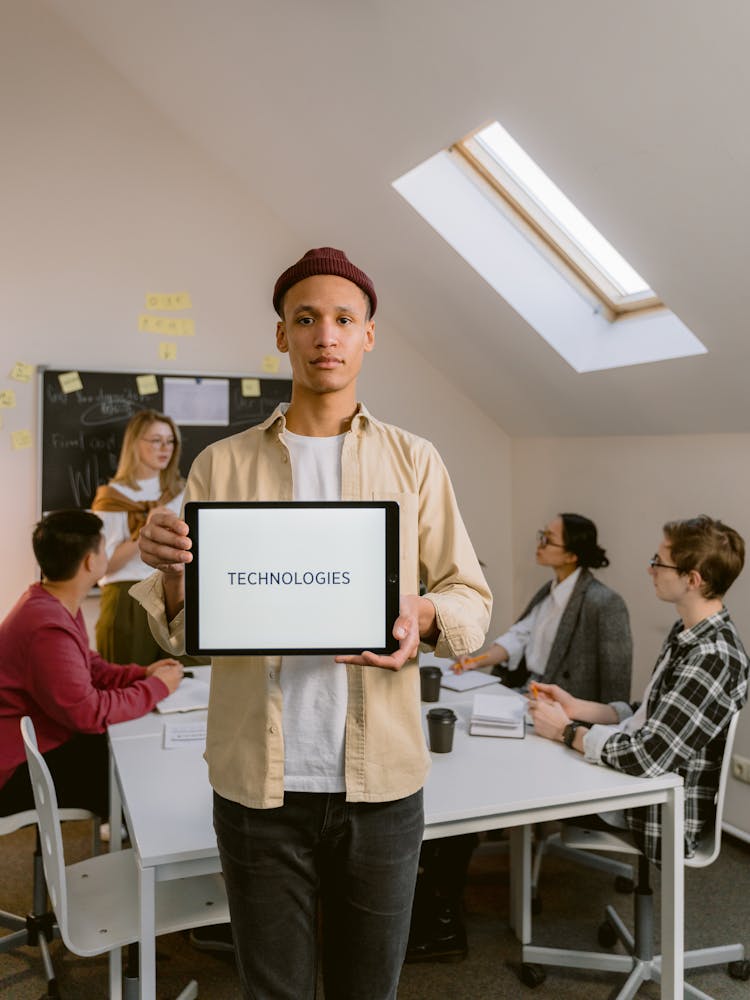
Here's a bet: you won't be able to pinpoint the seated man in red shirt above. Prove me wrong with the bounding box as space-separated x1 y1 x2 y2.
0 509 183 820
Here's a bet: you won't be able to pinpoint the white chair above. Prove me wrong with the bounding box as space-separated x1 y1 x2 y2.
1 805 99 998
21 716 230 1000
521 711 750 998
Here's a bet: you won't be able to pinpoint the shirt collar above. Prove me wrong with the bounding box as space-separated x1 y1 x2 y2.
549 566 581 606
259 401 373 437
672 606 730 647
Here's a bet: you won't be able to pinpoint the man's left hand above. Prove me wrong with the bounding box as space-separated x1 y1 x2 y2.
335 595 428 671
528 698 570 742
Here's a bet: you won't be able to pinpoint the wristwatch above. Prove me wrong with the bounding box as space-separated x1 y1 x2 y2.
562 721 582 748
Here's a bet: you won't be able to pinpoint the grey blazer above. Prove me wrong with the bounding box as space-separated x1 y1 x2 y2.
513 568 632 703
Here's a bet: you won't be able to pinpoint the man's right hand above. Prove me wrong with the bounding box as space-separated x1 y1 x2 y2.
139 508 193 576
150 660 184 695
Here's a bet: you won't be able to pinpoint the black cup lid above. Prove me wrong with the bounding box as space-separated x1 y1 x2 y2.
426 708 456 722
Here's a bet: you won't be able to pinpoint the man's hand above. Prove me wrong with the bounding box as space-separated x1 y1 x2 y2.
335 595 424 671
527 698 570 742
529 681 579 715
139 508 192 575
148 660 184 695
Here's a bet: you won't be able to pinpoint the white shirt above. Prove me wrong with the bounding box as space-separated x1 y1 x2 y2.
494 567 581 677
97 478 184 585
279 429 348 793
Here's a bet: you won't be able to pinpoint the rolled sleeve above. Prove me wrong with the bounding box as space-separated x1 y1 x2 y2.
129 574 186 656
583 723 619 765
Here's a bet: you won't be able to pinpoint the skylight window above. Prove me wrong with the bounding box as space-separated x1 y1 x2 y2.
456 122 660 317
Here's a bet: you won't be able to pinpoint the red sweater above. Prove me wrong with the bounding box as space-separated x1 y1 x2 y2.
0 583 168 789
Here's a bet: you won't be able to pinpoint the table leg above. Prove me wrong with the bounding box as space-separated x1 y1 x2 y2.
660 783 684 998
138 865 157 1000
509 825 532 944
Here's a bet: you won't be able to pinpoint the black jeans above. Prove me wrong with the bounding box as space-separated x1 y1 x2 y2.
214 788 424 1000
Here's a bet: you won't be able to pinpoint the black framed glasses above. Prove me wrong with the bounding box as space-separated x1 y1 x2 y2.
649 554 680 571
536 529 566 549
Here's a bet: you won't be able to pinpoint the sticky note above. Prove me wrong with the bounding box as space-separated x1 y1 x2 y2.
159 342 178 361
10 362 34 383
139 315 195 336
261 355 280 374
145 292 193 311
11 429 33 450
58 371 83 394
136 374 159 396
0 389 17 408
241 378 261 397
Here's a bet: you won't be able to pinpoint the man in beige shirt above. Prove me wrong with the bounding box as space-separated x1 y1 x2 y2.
135 247 491 1000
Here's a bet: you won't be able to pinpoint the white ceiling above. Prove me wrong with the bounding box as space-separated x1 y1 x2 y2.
46 0 750 436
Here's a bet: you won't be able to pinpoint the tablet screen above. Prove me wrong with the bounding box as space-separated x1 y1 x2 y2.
184 501 400 655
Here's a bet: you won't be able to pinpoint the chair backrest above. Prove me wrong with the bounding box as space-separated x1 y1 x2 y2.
688 710 741 869
19 717 70 936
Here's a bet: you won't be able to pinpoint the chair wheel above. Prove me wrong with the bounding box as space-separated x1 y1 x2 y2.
614 875 635 893
531 894 542 916
598 919 618 948
519 963 546 987
729 959 750 980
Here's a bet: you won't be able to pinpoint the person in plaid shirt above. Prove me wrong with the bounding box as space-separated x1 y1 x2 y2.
529 515 748 865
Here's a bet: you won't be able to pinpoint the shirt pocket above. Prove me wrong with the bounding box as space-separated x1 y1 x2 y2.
371 491 419 595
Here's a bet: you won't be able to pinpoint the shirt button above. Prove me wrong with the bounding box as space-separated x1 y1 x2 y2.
269 725 277 734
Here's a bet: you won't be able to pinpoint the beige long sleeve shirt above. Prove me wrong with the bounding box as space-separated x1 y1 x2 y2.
131 403 491 808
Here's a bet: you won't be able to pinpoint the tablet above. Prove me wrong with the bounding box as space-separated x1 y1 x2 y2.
184 501 400 655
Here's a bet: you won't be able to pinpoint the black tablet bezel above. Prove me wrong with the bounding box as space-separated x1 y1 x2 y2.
184 500 400 656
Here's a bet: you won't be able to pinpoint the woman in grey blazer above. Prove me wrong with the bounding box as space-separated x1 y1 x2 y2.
456 513 632 703
406 514 632 963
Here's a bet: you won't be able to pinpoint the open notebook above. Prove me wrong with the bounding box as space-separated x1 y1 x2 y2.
469 691 526 739
155 676 211 714
440 668 501 693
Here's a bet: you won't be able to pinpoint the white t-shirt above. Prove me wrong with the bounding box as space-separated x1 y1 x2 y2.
97 478 184 585
280 429 348 793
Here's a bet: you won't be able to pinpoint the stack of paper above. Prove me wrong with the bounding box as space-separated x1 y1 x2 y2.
469 692 525 739
440 669 500 693
155 677 211 714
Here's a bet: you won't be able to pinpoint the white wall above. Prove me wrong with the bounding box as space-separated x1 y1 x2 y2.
0 1 510 631
512 434 750 836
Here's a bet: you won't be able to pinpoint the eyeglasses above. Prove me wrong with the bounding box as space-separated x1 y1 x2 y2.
536 529 566 549
141 436 176 448
649 554 680 571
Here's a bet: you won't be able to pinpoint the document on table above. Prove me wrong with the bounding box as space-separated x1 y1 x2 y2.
163 717 208 749
155 677 210 714
440 669 501 692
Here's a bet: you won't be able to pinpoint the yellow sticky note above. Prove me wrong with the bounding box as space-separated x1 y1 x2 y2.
261 355 280 374
0 389 17 408
139 315 195 336
241 378 261 397
58 371 83 394
145 292 193 311
11 429 33 450
10 362 34 383
136 374 159 396
159 342 177 361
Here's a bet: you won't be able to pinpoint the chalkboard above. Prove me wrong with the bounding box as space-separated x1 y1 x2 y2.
40 369 292 511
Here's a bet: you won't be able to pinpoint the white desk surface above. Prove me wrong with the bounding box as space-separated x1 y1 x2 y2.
108 668 683 999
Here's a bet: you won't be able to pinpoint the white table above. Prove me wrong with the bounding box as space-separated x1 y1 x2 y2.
108 678 684 999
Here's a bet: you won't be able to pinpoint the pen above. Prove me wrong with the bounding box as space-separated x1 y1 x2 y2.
461 654 489 667
529 680 539 699
183 670 195 679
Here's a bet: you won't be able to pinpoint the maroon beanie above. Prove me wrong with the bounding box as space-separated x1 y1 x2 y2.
273 247 377 317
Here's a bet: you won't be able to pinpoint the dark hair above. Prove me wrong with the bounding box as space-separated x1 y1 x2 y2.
559 513 609 569
663 515 745 599
32 510 103 581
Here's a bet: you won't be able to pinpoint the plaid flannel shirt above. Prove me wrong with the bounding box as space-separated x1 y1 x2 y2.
585 608 748 866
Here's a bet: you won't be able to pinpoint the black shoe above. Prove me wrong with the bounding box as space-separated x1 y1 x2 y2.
189 922 235 953
405 903 468 963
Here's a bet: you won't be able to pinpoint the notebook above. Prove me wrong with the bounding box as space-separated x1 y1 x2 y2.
440 669 501 693
469 691 526 739
155 677 211 714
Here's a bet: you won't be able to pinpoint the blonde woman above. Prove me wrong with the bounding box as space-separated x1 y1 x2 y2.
92 409 185 664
